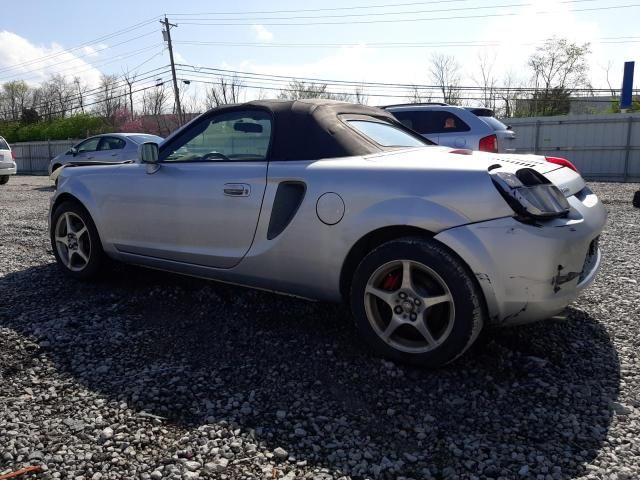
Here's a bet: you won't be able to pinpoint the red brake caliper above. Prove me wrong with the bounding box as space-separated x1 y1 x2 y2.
382 272 401 291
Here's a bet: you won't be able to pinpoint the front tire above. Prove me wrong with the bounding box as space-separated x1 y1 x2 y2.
350 237 485 368
50 201 105 280
0 175 9 185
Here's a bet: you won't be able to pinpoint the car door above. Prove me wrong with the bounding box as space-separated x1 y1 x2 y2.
72 137 101 163
95 136 126 162
100 108 272 269
432 111 471 148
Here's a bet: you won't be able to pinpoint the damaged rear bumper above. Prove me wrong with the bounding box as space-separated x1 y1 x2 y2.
434 186 607 326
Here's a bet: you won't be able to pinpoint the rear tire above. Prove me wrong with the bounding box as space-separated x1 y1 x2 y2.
350 237 485 368
633 190 640 208
0 175 9 185
50 201 106 280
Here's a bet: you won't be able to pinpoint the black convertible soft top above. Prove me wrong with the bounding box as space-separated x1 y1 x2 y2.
176 99 426 161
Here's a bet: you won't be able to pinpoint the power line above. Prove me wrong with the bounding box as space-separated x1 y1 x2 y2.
166 0 476 16
174 64 625 93
169 0 596 22
27 67 171 113
179 3 640 26
33 77 173 119
0 42 163 84
0 17 160 76
183 76 623 104
173 36 640 49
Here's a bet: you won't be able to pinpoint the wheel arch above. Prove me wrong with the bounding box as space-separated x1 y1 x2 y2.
340 225 435 300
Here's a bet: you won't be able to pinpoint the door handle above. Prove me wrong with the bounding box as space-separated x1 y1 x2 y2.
224 183 251 197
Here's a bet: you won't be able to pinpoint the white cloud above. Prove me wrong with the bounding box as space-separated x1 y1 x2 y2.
474 1 605 87
0 31 103 87
252 24 274 42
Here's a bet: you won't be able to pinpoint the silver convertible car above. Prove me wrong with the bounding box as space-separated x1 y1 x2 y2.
49 100 606 367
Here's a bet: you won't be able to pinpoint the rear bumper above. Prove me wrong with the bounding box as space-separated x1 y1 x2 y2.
0 162 17 175
434 186 607 326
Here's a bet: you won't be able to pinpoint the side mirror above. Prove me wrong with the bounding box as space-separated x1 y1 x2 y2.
139 142 159 163
139 142 160 174
68 147 78 156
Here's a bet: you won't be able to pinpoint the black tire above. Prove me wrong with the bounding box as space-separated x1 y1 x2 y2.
50 201 106 280
0 175 9 185
350 237 485 368
633 190 640 208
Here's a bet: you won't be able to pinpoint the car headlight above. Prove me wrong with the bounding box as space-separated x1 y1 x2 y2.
491 169 570 219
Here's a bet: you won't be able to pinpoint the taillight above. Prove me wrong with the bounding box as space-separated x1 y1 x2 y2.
479 134 498 153
11 150 16 160
545 156 578 173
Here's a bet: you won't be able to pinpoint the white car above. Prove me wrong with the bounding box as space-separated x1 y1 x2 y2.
0 136 17 185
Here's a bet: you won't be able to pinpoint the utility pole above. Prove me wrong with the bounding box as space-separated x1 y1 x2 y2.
161 16 183 125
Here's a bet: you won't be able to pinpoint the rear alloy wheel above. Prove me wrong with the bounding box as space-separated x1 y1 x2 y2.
0 175 9 185
350 237 485 367
51 202 105 279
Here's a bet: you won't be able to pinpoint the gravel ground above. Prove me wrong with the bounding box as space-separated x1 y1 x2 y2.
0 176 639 480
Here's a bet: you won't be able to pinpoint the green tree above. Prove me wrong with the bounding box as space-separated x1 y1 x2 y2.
527 38 591 116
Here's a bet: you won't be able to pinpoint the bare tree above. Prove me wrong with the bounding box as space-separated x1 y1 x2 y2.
34 82 58 121
353 86 369 105
603 61 617 97
429 53 462 105
474 50 498 110
528 37 591 115
48 74 75 117
278 80 351 101
497 70 523 118
72 77 89 114
122 69 137 120
142 83 169 133
205 76 244 108
406 85 433 104
95 74 123 121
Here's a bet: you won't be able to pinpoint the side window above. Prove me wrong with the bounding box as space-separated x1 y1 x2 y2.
432 111 470 133
391 111 441 135
161 110 272 162
98 137 126 151
76 137 100 153
392 111 418 131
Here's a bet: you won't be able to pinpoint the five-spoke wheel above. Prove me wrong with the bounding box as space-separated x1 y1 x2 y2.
364 259 455 354
351 237 485 367
54 211 91 272
50 201 105 279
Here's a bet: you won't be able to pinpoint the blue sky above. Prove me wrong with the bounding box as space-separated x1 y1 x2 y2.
1 0 638 106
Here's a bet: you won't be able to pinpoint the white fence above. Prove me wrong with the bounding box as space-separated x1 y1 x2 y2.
12 140 78 175
504 113 640 182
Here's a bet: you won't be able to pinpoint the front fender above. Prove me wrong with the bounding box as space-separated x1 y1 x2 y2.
49 174 104 239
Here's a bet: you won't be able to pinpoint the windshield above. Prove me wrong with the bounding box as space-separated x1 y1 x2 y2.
129 134 163 144
348 120 428 148
478 116 509 131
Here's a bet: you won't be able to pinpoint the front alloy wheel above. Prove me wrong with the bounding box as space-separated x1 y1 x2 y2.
350 237 485 367
51 201 105 279
54 211 91 272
